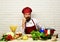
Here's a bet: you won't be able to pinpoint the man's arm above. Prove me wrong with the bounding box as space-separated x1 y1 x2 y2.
32 18 41 30
22 18 26 29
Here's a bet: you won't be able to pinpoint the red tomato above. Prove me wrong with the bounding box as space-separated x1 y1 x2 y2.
6 35 13 41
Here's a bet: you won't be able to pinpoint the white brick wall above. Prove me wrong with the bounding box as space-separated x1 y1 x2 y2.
0 0 60 38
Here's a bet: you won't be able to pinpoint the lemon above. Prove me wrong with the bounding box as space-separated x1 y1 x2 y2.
22 35 28 40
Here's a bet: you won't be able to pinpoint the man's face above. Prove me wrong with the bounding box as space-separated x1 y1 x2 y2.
24 13 31 22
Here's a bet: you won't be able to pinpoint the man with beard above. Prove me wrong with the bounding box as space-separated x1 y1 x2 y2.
22 7 40 34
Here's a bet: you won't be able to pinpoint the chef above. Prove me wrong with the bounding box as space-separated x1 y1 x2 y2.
22 7 40 34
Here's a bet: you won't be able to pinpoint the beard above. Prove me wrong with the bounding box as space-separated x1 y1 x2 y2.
26 17 31 22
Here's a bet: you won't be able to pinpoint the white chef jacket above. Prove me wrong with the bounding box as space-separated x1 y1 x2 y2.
26 18 40 29
22 18 41 34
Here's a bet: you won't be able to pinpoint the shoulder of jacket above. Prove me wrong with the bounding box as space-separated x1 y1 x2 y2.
32 18 37 21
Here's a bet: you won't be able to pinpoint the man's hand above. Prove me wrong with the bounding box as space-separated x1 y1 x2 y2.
22 18 26 23
22 18 26 29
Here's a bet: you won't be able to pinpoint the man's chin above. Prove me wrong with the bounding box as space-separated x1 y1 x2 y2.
26 18 31 22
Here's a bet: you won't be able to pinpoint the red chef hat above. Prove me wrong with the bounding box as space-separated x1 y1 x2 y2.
22 7 32 14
